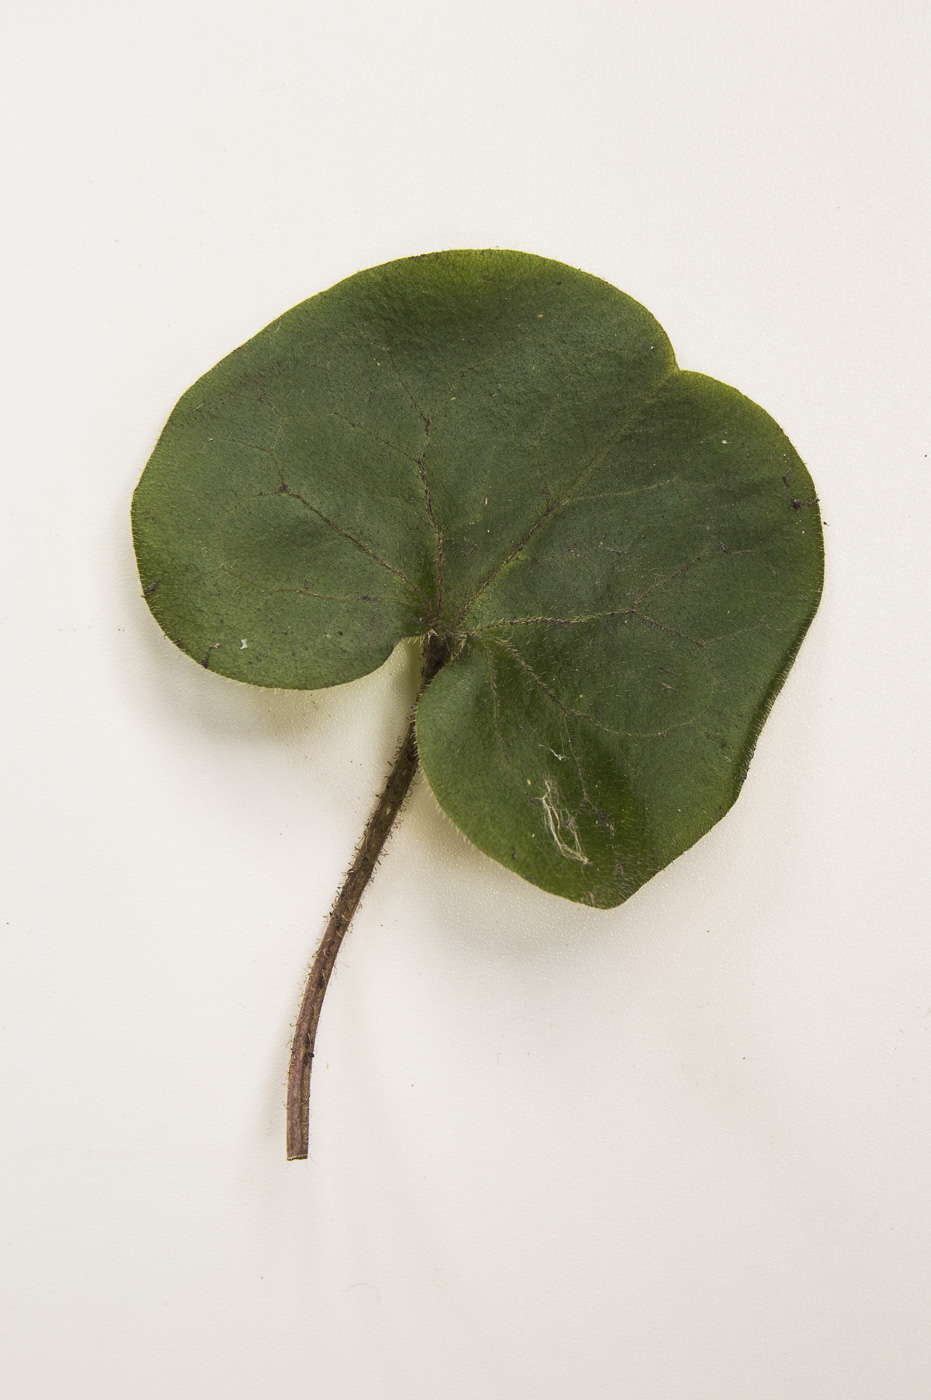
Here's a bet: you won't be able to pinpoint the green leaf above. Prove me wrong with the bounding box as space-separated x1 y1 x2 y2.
133 250 823 908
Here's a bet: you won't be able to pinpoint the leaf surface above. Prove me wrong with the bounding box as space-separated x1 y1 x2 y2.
133 250 823 906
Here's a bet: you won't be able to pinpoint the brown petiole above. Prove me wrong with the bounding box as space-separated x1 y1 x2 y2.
285 631 452 1160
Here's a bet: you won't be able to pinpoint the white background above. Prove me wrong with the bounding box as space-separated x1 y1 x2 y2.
2 2 929 1396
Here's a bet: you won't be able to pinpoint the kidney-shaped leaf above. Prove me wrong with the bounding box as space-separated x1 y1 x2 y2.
133 250 823 908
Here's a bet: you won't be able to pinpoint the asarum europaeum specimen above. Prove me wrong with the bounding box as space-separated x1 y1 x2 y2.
132 250 823 1158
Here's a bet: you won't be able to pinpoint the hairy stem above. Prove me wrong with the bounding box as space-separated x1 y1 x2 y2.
286 634 451 1161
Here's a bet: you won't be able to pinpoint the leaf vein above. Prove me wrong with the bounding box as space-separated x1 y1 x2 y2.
478 639 524 787
490 636 619 736
216 561 386 604
626 611 707 649
272 486 432 615
328 408 423 467
484 636 698 740
455 367 678 625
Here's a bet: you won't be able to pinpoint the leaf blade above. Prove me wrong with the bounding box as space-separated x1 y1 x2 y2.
133 250 823 902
